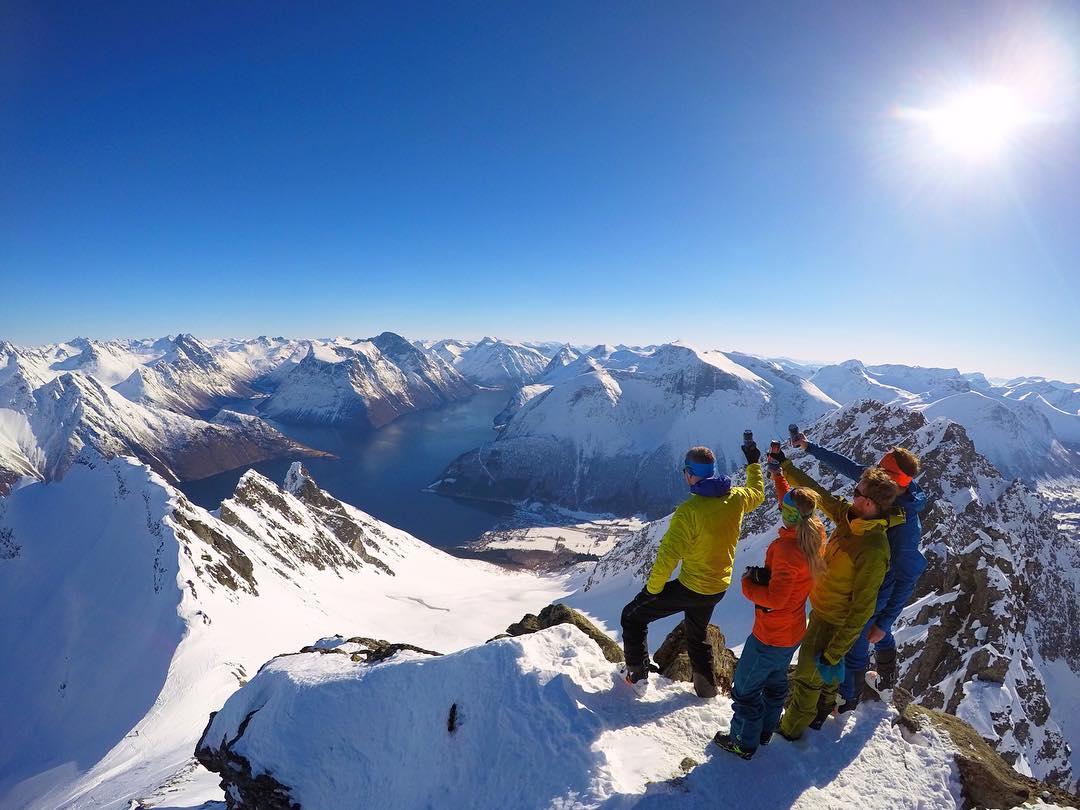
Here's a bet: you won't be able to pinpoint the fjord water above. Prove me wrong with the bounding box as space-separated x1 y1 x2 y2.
178 390 515 548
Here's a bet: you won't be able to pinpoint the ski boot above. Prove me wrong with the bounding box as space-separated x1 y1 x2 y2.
712 732 755 760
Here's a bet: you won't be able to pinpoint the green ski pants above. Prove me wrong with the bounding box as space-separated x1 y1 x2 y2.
779 612 840 739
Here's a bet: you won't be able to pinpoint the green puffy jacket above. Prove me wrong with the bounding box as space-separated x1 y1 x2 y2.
781 460 891 664
646 464 765 596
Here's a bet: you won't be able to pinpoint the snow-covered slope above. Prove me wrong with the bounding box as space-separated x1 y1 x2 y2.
539 343 582 381
431 342 839 517
805 360 1080 482
14 372 320 486
577 400 1079 788
1001 377 1080 415
113 333 257 417
457 336 550 388
194 621 1080 809
0 455 568 808
916 391 1080 483
260 333 473 428
444 336 550 389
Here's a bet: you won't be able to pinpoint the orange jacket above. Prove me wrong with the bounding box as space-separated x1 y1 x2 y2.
741 474 824 648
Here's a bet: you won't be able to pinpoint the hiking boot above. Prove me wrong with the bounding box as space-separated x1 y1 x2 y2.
712 732 755 760
808 700 834 730
693 671 718 699
875 648 897 691
621 661 653 696
759 731 774 746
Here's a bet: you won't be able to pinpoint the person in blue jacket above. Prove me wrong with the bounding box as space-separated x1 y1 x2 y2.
791 434 928 710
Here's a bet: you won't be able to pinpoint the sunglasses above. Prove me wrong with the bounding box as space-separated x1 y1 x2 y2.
853 487 870 500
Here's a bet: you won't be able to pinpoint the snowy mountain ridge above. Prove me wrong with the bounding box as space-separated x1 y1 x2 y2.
0 453 568 808
431 341 839 516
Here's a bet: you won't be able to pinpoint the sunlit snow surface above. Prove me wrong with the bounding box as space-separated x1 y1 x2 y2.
198 624 963 810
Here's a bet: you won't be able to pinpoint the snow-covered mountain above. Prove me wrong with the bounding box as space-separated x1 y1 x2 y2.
539 343 582 381
577 399 1079 788
1000 376 1080 415
113 333 258 417
259 333 474 428
0 371 321 492
431 342 839 517
0 454 568 808
430 336 551 389
803 359 1080 482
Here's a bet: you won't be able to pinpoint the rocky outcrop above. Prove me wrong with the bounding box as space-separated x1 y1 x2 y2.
195 709 299 810
778 400 1078 786
653 622 737 694
493 603 624 663
898 703 1080 809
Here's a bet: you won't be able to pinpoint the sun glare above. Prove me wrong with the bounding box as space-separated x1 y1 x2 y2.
896 84 1036 162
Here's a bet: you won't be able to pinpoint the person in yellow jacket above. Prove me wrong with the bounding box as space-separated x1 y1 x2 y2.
777 458 900 739
620 440 765 698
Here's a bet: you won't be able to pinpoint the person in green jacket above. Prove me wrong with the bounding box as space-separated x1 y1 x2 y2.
777 459 900 739
621 440 765 698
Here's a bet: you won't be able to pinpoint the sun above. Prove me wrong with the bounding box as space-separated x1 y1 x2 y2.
895 84 1039 163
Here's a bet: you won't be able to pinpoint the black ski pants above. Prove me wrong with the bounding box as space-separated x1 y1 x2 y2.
621 578 726 677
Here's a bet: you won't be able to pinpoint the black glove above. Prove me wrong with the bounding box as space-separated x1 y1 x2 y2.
744 565 771 585
741 441 760 465
765 448 786 473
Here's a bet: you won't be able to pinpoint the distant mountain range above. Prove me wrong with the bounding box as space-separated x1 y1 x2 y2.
432 347 1080 515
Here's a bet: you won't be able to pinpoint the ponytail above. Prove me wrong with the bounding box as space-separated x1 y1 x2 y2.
788 487 827 580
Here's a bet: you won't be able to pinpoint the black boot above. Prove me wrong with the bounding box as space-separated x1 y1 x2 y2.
875 648 897 690
693 670 718 699
808 696 834 730
839 670 865 712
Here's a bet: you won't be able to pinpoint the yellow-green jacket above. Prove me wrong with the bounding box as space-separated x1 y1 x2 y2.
646 464 765 596
781 460 891 663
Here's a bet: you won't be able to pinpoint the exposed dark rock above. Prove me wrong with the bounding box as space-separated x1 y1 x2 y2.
195 710 300 810
0 526 20 559
900 703 1080 809
653 622 737 693
496 603 624 663
171 510 257 594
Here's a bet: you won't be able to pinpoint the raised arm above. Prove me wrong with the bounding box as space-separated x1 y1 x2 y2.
780 459 846 523
731 462 765 514
645 506 693 594
772 472 789 510
804 442 866 483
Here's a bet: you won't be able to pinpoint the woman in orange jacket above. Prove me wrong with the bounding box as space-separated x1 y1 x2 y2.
713 453 826 759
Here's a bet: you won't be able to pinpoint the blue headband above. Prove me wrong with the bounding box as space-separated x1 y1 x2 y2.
682 460 715 479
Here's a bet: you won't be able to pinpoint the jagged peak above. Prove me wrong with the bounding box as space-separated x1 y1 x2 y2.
284 461 315 495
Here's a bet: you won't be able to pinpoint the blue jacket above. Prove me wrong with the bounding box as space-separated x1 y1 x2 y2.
804 443 929 634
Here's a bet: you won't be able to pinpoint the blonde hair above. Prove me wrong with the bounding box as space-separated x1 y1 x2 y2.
789 487 827 580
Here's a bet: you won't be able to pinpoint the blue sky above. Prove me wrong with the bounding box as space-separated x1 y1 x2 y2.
2 2 1078 380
